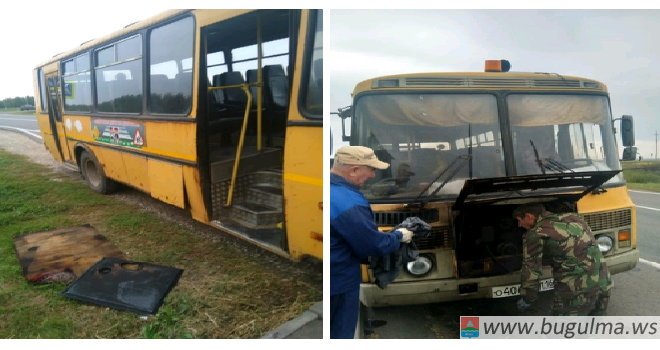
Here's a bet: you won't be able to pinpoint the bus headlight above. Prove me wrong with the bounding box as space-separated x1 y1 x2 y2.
406 255 433 276
596 235 613 253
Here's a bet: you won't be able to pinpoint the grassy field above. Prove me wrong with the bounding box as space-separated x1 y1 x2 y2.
622 160 660 192
1 107 35 116
0 149 321 339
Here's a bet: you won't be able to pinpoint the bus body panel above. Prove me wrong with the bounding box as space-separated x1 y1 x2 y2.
93 146 131 184
283 126 323 260
141 121 197 163
118 149 150 192
183 165 209 223
577 186 637 248
148 158 185 208
282 9 323 260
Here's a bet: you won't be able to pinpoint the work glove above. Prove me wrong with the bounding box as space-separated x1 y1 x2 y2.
398 228 413 243
517 297 532 312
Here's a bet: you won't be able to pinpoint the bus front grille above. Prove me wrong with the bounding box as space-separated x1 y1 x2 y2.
583 208 632 232
414 226 452 250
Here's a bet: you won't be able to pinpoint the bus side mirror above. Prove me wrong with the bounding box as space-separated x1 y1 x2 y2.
334 106 352 142
621 115 635 147
622 146 637 161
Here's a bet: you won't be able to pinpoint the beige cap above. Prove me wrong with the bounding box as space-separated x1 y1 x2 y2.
334 146 389 170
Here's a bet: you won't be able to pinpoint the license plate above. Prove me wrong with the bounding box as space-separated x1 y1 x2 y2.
491 278 554 298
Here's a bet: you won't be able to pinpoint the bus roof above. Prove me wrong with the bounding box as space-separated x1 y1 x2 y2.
352 71 609 95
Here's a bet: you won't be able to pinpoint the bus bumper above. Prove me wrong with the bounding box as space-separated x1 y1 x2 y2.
360 249 639 308
605 248 639 275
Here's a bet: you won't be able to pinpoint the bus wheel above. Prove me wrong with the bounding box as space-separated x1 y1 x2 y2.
80 150 118 194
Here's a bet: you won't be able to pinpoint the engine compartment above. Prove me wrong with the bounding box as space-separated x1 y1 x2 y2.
454 200 576 278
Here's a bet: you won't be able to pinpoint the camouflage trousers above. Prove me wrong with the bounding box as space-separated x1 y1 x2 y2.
552 291 610 316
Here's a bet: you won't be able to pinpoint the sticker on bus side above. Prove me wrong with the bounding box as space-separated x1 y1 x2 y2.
91 119 146 149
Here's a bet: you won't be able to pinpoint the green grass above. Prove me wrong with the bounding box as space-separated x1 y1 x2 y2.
623 170 660 183
623 168 660 193
1 107 35 115
621 160 660 171
626 182 660 193
0 149 321 338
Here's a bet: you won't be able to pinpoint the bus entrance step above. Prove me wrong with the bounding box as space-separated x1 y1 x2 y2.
231 202 283 229
247 185 283 210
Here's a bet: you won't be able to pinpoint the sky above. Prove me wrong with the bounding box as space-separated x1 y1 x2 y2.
0 4 168 102
329 9 660 159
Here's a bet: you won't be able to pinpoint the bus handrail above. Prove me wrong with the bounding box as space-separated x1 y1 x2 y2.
218 83 252 207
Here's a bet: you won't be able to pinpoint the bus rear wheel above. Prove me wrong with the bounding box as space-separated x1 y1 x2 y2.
80 150 118 194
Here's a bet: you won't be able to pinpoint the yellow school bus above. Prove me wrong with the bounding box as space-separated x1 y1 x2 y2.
32 9 323 261
335 60 639 335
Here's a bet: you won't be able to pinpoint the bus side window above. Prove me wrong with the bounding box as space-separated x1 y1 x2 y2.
302 9 322 116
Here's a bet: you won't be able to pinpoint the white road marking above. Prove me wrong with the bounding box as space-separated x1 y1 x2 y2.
0 117 37 121
0 126 42 139
639 258 660 270
629 190 660 195
637 205 660 212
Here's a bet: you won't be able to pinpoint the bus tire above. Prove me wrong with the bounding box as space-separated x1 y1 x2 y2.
79 150 118 194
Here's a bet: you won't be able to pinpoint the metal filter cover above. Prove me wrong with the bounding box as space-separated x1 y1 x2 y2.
61 257 183 315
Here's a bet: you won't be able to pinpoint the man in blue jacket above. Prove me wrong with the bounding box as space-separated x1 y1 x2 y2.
330 146 413 339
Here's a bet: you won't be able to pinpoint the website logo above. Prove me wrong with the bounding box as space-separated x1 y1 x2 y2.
461 316 480 338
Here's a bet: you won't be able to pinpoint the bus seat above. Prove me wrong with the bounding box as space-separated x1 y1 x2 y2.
219 71 247 106
175 71 193 97
246 69 259 107
471 146 504 178
263 65 288 109
212 74 225 105
412 149 446 182
150 74 171 98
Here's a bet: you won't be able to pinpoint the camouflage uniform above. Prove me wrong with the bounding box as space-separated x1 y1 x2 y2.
520 211 612 316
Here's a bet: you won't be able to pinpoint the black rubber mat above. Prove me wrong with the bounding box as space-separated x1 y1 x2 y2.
61 257 183 315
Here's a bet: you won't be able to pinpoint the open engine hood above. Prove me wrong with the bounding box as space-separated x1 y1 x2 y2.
453 170 621 209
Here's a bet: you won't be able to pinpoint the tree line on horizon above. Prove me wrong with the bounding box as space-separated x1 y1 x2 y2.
1 96 34 109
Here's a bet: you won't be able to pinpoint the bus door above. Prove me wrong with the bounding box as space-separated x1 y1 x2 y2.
282 9 323 260
44 72 71 162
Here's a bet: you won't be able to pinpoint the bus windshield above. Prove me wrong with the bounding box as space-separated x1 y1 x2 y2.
509 94 623 185
353 92 624 201
354 93 506 200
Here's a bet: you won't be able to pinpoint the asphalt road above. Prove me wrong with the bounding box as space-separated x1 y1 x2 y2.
0 113 38 129
630 190 660 263
0 114 41 140
365 190 660 339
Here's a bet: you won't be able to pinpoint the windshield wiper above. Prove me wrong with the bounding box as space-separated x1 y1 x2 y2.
406 154 472 209
530 140 545 175
530 140 574 174
543 158 574 173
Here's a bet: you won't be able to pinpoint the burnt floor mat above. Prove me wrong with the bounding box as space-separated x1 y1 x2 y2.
13 225 124 284
61 257 184 315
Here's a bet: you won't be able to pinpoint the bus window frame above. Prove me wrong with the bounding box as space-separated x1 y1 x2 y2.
146 14 196 118
61 52 93 113
38 68 48 112
502 90 619 181
297 9 322 120
351 89 512 194
93 33 144 116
